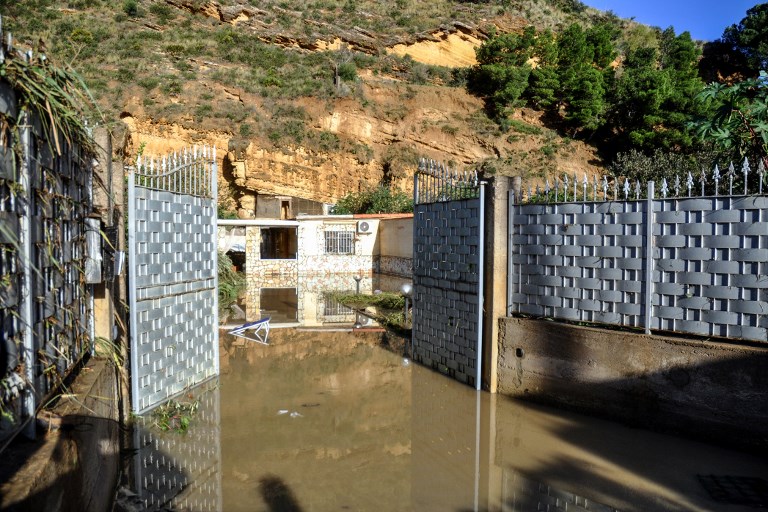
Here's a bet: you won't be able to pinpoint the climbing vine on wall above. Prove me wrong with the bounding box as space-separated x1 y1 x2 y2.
0 29 99 444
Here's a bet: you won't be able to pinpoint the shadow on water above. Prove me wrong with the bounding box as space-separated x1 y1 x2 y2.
483 343 768 512
258 475 305 512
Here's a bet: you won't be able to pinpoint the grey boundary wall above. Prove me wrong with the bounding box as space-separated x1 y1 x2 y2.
412 197 482 387
498 317 768 452
510 192 768 343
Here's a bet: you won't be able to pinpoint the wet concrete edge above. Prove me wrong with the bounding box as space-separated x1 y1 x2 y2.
0 358 120 512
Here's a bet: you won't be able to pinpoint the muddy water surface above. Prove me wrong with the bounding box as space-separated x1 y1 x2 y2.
131 328 768 512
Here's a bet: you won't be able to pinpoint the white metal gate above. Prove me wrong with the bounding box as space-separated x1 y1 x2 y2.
128 147 219 414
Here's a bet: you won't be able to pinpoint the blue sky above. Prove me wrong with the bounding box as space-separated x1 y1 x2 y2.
582 1 759 42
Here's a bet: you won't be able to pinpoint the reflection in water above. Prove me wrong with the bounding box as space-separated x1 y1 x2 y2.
221 273 411 327
129 380 222 511
220 329 411 512
130 330 768 512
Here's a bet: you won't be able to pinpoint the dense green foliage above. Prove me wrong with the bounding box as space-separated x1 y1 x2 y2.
701 3 768 82
609 29 707 153
218 251 245 309
332 186 413 214
465 2 768 176
692 71 768 165
470 22 709 157
609 148 702 185
0 36 98 155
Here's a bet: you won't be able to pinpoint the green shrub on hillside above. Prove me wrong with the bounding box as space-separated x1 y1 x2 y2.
332 186 413 214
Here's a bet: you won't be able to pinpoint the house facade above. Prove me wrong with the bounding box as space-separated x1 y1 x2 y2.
218 214 413 324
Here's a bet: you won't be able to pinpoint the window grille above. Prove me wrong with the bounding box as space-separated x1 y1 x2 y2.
324 230 354 254
322 296 353 319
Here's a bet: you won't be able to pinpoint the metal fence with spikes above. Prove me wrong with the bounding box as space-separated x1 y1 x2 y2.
521 158 767 204
127 146 219 414
415 158 480 204
509 157 768 344
135 147 216 197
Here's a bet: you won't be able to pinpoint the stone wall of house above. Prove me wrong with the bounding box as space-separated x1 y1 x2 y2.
244 226 298 320
379 256 411 277
297 218 379 275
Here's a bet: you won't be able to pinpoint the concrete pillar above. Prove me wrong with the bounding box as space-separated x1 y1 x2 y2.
481 176 510 393
91 127 129 410
510 176 522 204
244 226 261 321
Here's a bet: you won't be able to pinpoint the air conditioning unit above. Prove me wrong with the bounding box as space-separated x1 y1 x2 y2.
357 220 371 234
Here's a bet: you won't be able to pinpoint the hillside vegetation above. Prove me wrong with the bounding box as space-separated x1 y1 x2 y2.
2 0 766 210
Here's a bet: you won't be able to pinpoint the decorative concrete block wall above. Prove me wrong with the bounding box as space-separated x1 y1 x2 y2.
510 195 768 343
128 160 219 415
0 81 95 437
412 198 482 387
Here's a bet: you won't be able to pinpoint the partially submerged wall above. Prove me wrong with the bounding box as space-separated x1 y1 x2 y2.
498 317 768 452
377 215 413 277
412 197 482 388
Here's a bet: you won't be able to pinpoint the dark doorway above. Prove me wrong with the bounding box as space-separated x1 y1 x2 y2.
260 228 297 259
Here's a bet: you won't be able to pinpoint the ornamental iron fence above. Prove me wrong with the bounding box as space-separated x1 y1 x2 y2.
509 158 768 343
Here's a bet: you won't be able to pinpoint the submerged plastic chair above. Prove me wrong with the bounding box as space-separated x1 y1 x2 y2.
229 317 271 345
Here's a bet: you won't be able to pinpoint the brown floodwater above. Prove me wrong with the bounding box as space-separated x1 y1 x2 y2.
128 328 768 512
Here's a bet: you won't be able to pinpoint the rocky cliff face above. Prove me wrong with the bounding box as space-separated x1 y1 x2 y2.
116 2 603 216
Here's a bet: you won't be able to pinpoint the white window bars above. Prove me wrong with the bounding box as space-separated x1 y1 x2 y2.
324 229 354 254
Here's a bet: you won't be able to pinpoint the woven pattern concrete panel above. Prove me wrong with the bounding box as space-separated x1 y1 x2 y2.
129 149 219 414
510 194 768 343
0 80 93 441
413 198 481 387
511 201 649 328
653 196 768 340
133 383 221 510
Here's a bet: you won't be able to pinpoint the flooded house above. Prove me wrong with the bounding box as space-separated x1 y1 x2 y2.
218 211 413 326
